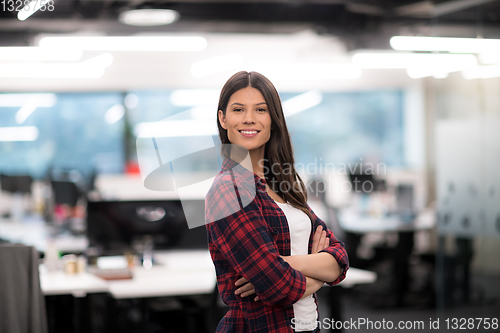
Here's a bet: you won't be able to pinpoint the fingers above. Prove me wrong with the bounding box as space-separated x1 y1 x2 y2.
235 284 256 297
312 226 331 253
311 225 323 253
235 277 248 286
318 229 327 250
235 277 257 298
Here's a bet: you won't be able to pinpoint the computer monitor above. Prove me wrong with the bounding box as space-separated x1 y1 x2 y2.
86 199 208 256
348 173 376 194
51 181 81 206
0 174 33 194
396 184 415 221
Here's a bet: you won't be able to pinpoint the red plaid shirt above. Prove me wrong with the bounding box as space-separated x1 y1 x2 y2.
205 158 349 333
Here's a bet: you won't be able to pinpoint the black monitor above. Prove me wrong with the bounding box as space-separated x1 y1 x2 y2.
51 181 81 206
86 199 208 256
395 184 415 221
0 174 33 194
348 173 376 194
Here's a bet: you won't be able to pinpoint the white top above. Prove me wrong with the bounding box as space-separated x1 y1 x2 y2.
275 201 318 331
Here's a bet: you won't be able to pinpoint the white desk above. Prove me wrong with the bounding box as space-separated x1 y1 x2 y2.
337 267 377 288
40 250 375 298
338 208 436 234
337 208 435 307
2 217 375 298
39 250 216 299
0 217 87 253
106 250 216 299
40 269 109 297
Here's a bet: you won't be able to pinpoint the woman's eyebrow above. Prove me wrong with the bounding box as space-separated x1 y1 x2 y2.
230 102 268 106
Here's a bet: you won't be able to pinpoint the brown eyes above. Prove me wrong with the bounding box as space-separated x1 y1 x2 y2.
233 108 267 112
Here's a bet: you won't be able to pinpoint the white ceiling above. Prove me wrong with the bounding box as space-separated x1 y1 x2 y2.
0 30 416 92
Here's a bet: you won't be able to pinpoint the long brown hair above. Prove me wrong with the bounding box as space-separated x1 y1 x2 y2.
217 71 314 222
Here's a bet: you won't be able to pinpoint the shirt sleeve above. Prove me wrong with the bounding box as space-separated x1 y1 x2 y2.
206 172 306 307
307 204 349 286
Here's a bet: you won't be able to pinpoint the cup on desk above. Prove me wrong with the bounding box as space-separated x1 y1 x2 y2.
62 254 87 274
63 254 77 274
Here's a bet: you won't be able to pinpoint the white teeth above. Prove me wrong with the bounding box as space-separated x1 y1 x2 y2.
240 131 257 134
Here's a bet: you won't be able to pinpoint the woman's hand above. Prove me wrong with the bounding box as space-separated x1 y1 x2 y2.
280 227 330 270
233 225 331 303
235 277 260 301
311 225 330 254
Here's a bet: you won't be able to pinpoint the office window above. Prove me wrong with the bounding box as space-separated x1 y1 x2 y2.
283 90 405 169
127 89 404 175
127 90 220 174
0 93 125 179
0 90 404 179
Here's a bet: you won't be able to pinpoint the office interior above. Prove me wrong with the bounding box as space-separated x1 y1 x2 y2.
1 1 499 332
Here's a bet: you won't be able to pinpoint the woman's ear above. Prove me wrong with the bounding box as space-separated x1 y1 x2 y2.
218 110 227 130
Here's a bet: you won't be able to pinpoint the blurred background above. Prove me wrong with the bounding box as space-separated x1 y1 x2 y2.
0 1 499 332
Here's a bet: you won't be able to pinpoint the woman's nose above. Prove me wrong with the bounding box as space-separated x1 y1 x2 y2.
243 110 256 123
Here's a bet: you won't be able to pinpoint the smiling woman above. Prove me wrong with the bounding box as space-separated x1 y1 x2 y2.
205 71 349 333
218 86 272 162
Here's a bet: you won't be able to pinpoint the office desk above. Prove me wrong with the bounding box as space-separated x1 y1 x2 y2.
40 250 375 333
337 208 436 306
337 267 376 288
40 270 109 297
40 250 375 298
337 208 435 233
2 217 375 298
106 250 216 299
0 217 87 253
39 250 215 298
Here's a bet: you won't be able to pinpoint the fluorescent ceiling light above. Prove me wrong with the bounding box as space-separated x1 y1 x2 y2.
462 65 500 79
406 67 453 79
0 126 39 141
17 0 47 21
390 36 500 54
104 104 125 124
15 94 57 124
352 52 477 69
39 36 207 52
433 72 449 79
0 93 56 107
134 120 217 138
170 89 220 107
244 63 362 80
119 9 179 26
191 53 244 78
0 53 113 78
406 60 477 79
16 100 39 124
0 47 82 61
479 54 500 64
283 91 323 117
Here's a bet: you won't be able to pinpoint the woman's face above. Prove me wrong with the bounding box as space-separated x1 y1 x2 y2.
219 86 272 154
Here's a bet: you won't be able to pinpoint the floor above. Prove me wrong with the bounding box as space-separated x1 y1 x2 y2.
316 257 500 333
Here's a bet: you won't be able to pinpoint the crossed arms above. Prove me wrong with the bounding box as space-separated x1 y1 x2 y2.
235 225 343 301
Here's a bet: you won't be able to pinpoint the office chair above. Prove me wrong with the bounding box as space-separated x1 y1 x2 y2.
1 174 35 218
51 180 81 207
0 174 33 194
0 244 48 333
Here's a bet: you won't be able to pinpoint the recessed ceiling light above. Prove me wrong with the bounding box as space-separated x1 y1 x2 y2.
390 36 500 54
119 9 179 26
39 36 206 52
